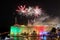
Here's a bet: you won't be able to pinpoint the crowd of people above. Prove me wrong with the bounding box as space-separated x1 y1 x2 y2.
1 27 60 40
20 31 38 40
47 27 60 40
13 27 60 40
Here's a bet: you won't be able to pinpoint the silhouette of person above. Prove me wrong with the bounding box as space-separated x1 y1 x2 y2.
22 32 29 40
49 28 57 40
31 31 37 40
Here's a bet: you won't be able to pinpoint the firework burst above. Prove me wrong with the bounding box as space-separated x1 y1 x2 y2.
16 5 49 25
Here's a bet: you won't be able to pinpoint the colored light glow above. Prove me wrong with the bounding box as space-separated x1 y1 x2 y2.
11 32 14 34
14 37 18 40
20 25 25 27
43 32 48 34
39 32 48 40
10 25 26 36
43 36 47 40
10 26 18 36
34 25 45 32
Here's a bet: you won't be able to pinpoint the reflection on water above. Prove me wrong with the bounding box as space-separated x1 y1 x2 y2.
43 36 47 40
14 37 17 40
12 36 47 40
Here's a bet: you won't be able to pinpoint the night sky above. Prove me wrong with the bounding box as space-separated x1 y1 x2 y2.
0 0 60 33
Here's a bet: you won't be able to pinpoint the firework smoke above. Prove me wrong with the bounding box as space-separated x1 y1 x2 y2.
16 5 60 26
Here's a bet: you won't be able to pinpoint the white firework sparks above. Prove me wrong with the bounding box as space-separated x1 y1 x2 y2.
27 6 34 16
34 6 42 16
16 5 42 16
